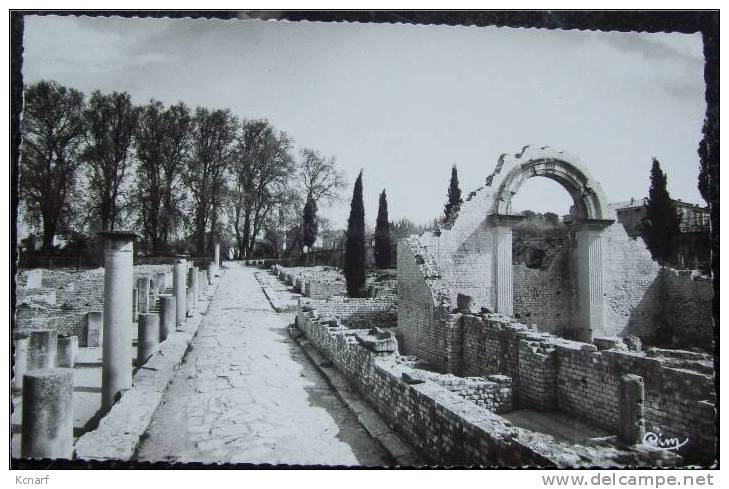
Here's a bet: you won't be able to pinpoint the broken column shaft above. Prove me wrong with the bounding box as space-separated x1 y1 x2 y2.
56 335 78 368
21 368 74 459
158 294 176 341
137 313 160 367
28 329 58 371
137 277 150 314
619 374 646 444
13 334 29 391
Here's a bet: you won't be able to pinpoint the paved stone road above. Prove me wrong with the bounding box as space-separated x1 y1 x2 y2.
135 263 390 466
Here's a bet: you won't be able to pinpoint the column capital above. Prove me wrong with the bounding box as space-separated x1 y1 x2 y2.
487 213 526 227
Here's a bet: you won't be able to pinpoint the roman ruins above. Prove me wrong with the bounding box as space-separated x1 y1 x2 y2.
12 147 715 467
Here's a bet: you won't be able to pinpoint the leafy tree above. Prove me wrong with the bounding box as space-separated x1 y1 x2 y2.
544 212 560 227
344 171 366 297
390 218 428 241
643 158 682 263
19 81 86 252
82 90 140 231
133 100 192 253
182 107 237 256
443 164 463 228
374 189 391 268
230 119 295 258
302 195 318 250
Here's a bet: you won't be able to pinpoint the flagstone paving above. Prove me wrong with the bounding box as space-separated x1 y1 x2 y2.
135 263 390 466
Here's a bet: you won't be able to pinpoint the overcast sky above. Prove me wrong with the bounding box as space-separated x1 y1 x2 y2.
22 15 706 228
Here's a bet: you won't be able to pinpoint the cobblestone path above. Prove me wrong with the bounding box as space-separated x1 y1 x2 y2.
135 263 390 466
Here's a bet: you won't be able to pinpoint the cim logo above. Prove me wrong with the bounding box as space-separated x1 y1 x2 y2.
642 431 689 451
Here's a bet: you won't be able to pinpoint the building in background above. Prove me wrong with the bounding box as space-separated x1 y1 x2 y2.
613 197 710 271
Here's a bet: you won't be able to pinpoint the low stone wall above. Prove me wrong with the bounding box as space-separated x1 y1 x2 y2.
14 265 173 347
304 280 346 299
273 264 346 300
299 297 397 330
295 306 673 467
459 313 716 462
430 374 513 413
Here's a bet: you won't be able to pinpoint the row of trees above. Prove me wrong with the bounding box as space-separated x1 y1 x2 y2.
342 172 394 296
19 80 346 258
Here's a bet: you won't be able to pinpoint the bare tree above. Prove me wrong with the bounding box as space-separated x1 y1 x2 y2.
298 148 346 205
82 90 140 231
133 100 192 253
293 148 346 251
19 81 86 252
182 107 237 256
229 120 295 258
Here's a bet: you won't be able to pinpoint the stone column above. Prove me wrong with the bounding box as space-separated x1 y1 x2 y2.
56 335 78 368
99 231 137 412
173 256 188 327
186 287 194 317
13 334 29 391
619 374 646 444
190 266 200 306
132 287 138 323
200 269 208 295
21 369 74 459
574 220 612 341
137 277 150 314
86 311 103 347
137 313 160 367
28 329 58 371
209 261 218 280
214 243 221 268
156 271 167 295
158 294 176 341
488 215 523 317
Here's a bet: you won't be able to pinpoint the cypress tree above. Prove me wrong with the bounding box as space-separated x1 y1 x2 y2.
374 189 391 268
644 158 682 263
302 195 318 250
443 165 463 227
344 171 366 296
698 120 710 205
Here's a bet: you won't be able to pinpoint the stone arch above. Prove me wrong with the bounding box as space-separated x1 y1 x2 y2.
491 157 610 221
484 148 614 341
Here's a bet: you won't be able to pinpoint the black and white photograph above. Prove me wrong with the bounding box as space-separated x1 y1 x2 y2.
9 9 718 473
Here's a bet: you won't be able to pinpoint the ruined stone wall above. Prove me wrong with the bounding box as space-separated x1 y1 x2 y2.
296 305 672 466
660 269 713 350
297 308 575 466
600 220 662 338
14 265 172 347
273 264 346 300
300 297 397 330
402 217 713 348
304 280 346 300
431 374 513 413
459 313 715 461
396 238 457 371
